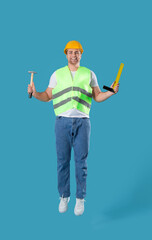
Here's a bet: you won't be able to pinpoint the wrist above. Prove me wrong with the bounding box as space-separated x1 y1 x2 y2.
32 91 37 98
107 90 114 97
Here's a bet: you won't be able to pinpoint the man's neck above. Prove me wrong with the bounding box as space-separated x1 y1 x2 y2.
68 63 80 71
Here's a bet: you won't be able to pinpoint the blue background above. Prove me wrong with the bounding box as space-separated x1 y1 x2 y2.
1 0 152 239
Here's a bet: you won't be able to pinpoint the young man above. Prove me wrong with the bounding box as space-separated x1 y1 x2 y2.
27 40 119 216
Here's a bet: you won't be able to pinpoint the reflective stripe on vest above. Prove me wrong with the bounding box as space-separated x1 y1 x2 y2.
52 66 92 116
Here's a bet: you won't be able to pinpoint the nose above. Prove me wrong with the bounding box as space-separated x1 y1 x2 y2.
72 52 76 57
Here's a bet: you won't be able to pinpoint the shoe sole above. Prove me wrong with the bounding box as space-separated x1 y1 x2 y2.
74 209 84 216
59 207 68 213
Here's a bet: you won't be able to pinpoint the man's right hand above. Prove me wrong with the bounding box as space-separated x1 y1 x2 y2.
27 82 37 97
27 83 53 102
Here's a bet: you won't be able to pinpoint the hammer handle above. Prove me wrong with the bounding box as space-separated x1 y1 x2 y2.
29 92 32 98
29 73 34 98
113 63 124 89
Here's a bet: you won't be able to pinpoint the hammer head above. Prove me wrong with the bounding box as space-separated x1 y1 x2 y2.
28 71 37 74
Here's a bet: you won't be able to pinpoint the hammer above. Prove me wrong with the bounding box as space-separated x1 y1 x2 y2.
28 71 37 98
103 63 124 93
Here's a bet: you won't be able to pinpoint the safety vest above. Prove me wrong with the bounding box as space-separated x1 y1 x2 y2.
52 65 93 116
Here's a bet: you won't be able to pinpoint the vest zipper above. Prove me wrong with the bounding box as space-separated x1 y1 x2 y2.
69 66 79 105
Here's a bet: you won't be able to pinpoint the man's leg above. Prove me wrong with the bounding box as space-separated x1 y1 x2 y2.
72 118 91 199
55 116 72 198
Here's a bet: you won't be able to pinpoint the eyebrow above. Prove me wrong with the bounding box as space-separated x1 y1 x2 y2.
69 51 79 53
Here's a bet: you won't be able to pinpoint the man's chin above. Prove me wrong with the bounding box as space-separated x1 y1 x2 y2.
69 61 79 65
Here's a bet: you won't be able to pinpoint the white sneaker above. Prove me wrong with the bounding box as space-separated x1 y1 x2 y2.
74 198 85 216
59 197 70 213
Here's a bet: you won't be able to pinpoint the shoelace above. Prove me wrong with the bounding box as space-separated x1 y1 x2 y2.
76 199 86 207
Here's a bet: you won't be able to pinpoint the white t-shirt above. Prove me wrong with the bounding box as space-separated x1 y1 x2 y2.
48 69 98 118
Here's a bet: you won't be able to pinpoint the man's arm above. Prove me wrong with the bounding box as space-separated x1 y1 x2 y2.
92 82 119 103
28 81 53 102
33 87 53 102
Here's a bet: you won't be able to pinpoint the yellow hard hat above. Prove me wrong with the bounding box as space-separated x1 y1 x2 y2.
64 40 83 54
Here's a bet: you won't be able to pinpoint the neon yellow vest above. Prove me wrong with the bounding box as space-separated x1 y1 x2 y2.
52 65 93 116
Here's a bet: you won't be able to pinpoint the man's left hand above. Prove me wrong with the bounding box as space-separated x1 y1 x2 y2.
110 81 120 94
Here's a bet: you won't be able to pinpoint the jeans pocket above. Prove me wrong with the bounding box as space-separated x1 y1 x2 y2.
56 116 62 119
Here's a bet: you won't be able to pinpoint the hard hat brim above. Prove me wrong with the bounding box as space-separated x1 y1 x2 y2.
64 41 83 55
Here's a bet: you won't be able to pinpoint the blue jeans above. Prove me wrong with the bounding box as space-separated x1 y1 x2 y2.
55 116 91 199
